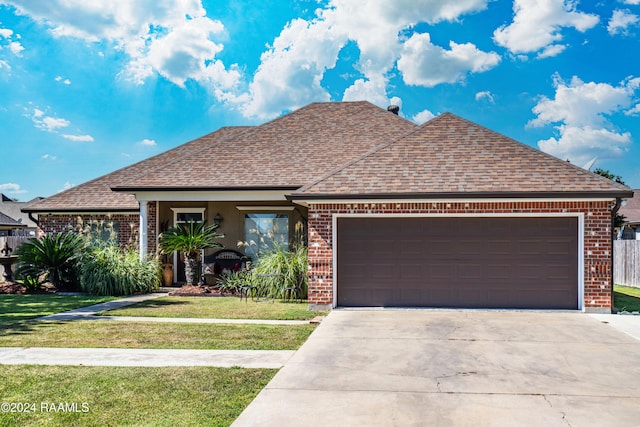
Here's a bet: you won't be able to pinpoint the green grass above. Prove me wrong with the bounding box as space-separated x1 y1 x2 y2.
614 285 640 312
0 320 316 350
0 295 117 329
0 365 275 427
99 296 327 320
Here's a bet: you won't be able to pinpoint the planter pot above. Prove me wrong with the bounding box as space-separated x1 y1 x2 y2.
162 264 173 286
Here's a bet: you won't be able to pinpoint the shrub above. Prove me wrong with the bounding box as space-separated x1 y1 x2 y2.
79 243 160 296
216 270 253 295
251 245 308 300
14 232 83 290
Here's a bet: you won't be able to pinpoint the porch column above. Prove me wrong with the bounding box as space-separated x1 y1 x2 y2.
139 201 148 259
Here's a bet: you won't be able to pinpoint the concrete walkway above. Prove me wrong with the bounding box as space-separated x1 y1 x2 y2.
233 310 640 427
0 347 294 368
0 293 311 368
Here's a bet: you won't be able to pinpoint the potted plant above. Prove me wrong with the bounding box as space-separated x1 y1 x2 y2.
158 221 223 286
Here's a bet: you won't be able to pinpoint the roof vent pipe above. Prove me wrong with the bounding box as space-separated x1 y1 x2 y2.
387 105 400 115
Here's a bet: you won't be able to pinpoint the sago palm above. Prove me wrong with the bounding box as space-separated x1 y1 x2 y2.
15 232 84 289
158 221 223 286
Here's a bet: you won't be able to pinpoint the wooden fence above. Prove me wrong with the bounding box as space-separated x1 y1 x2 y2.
0 236 31 255
614 240 640 288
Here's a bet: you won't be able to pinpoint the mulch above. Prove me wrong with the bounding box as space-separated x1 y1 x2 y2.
0 281 67 295
0 281 27 294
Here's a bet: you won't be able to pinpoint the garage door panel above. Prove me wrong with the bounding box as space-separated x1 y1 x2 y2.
337 217 578 309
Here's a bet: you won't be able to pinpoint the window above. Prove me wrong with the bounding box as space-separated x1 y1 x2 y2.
244 213 289 259
90 221 119 242
176 212 204 223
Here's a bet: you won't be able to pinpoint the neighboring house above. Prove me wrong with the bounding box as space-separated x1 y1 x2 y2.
0 193 43 237
0 211 26 236
618 190 640 240
23 101 632 313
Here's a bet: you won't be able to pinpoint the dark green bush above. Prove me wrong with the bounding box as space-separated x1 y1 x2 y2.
14 232 84 290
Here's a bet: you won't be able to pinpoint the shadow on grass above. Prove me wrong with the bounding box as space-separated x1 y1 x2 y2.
97 298 191 315
614 291 640 312
0 319 68 337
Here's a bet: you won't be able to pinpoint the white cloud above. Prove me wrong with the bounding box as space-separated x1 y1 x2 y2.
8 40 23 55
608 9 639 36
342 75 393 107
28 107 94 141
475 91 495 103
62 134 94 142
397 33 500 88
0 24 24 65
54 75 71 84
30 109 70 131
241 0 491 119
625 103 640 115
139 138 156 146
0 183 26 194
4 0 241 95
536 43 566 58
58 182 75 193
41 153 57 160
531 75 639 164
538 126 631 163
412 109 436 123
493 0 598 56
622 0 640 4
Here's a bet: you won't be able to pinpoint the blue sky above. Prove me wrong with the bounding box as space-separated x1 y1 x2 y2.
1 0 639 201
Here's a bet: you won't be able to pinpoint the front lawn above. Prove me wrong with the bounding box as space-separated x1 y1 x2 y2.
0 365 275 427
0 320 316 350
0 295 117 329
614 285 640 312
99 296 327 320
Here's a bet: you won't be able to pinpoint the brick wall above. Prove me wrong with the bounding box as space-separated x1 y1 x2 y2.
146 202 157 254
307 201 613 312
38 213 140 249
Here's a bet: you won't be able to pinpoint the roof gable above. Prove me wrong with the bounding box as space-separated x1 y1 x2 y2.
294 112 631 198
111 101 417 191
619 190 640 223
25 126 250 212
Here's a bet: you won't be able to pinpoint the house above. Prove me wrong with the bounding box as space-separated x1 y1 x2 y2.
618 190 640 240
23 101 632 312
0 194 42 237
0 211 26 236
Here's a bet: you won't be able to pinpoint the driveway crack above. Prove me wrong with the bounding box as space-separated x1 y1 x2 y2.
543 394 571 427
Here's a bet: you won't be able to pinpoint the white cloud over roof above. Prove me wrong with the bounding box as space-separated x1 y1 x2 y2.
4 0 242 95
241 0 494 119
530 75 639 164
493 0 598 56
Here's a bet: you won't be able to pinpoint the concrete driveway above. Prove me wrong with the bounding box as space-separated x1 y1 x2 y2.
233 310 640 427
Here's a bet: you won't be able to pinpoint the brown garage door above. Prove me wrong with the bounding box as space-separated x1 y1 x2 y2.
336 217 578 309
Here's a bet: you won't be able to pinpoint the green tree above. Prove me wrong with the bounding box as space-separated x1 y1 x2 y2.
158 221 223 286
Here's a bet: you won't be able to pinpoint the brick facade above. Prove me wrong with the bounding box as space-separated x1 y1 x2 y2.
307 201 613 312
38 213 140 249
146 202 158 254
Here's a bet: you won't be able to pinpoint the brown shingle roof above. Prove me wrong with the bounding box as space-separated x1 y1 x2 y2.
293 112 632 198
24 126 252 212
619 190 640 224
112 102 417 190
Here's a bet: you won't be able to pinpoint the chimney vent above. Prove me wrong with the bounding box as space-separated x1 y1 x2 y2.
387 105 400 115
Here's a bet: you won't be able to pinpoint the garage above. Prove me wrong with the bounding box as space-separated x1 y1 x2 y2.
336 216 579 309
